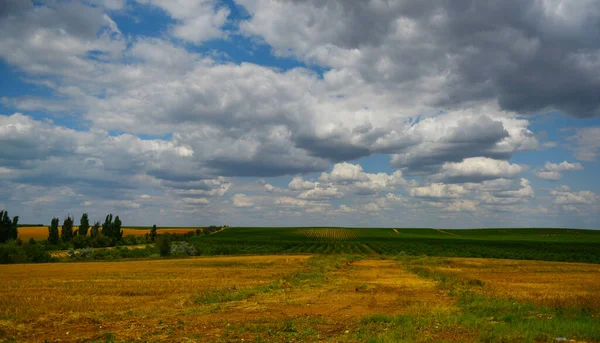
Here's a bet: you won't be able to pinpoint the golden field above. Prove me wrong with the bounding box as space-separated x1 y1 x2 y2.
15 226 198 240
443 257 600 311
0 256 599 342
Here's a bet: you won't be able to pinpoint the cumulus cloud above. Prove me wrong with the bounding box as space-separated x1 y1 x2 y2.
298 186 343 200
0 113 231 206
432 157 526 183
569 127 600 162
390 111 537 174
409 183 468 199
446 200 478 212
0 1 598 227
135 0 230 44
288 177 318 191
232 194 254 208
552 187 596 205
533 161 584 180
319 162 369 183
238 0 600 118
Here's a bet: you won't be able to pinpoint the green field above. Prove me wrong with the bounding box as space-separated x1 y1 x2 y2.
189 227 600 263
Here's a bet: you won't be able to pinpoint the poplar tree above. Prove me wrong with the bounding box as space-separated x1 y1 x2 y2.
48 218 59 245
90 221 100 239
150 224 158 242
113 216 123 241
102 214 113 238
0 210 19 243
78 213 90 236
61 216 74 242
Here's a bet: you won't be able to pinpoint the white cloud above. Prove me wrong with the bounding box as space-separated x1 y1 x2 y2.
288 177 318 191
135 0 230 44
319 162 369 183
232 194 254 208
363 203 381 212
552 188 596 205
298 186 343 200
533 161 583 180
570 127 600 162
446 200 478 212
409 183 468 199
432 157 526 183
0 1 598 228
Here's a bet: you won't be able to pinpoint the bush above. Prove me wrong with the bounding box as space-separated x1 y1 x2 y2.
72 234 90 249
0 240 52 264
0 240 27 264
79 247 93 259
23 242 52 263
90 233 112 248
122 235 138 245
157 236 172 256
170 241 196 256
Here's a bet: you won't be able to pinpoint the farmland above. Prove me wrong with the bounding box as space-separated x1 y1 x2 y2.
2 226 599 341
1 254 599 342
16 226 198 240
187 227 600 263
12 226 600 263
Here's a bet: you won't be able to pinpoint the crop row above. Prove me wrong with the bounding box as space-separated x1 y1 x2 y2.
295 228 358 241
188 238 600 264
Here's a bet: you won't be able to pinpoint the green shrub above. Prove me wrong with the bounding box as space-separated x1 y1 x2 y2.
0 240 51 264
170 241 196 256
72 234 90 249
157 235 172 256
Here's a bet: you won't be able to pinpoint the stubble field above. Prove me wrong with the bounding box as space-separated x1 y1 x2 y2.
16 226 198 240
1 254 599 342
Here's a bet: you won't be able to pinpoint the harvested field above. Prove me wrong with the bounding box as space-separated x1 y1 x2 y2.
0 255 453 342
1 255 599 342
14 226 198 240
443 257 600 311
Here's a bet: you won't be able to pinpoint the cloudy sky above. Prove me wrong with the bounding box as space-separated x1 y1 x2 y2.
1 0 599 228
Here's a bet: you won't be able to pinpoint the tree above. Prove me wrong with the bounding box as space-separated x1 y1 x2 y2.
100 214 123 242
61 216 74 242
102 214 113 239
150 224 158 242
48 218 59 245
113 216 123 241
0 210 19 244
78 213 90 236
157 235 171 256
90 221 100 239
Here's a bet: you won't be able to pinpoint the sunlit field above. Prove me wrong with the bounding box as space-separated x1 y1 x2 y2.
16 226 198 240
1 254 599 342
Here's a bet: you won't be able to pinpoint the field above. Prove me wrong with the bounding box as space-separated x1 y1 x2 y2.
14 226 600 263
16 226 198 240
187 227 600 263
1 254 599 342
3 227 599 341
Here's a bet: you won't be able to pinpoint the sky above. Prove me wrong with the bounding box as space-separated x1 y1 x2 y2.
0 0 599 228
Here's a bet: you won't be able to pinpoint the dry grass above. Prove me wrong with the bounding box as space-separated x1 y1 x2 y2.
1 255 598 342
0 256 453 342
0 256 310 342
15 226 198 240
442 258 600 311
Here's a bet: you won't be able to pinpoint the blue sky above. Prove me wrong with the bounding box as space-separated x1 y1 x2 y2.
1 0 599 228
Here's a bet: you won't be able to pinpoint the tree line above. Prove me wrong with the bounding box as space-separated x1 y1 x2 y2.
48 213 124 248
0 210 19 244
0 210 125 246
